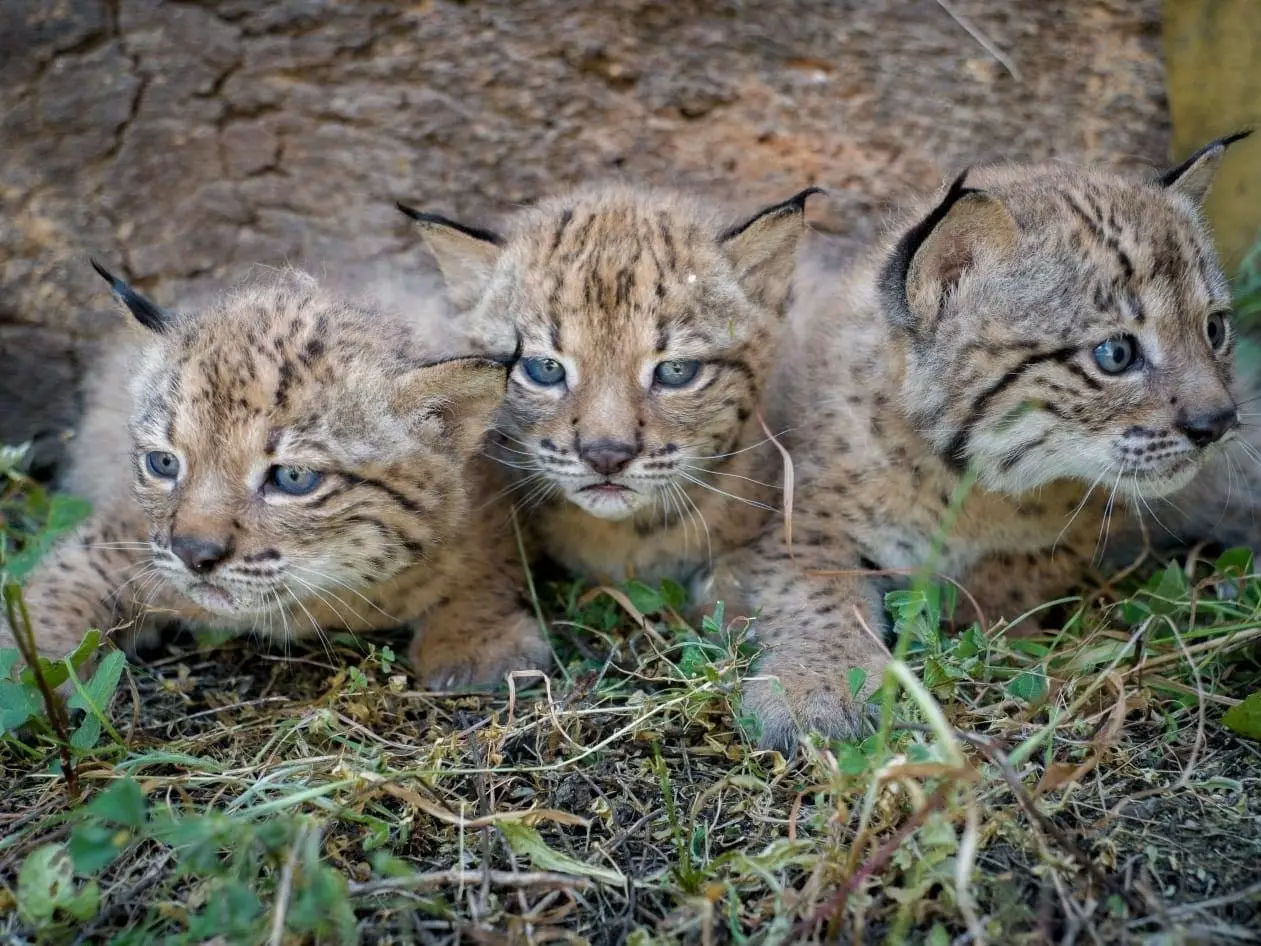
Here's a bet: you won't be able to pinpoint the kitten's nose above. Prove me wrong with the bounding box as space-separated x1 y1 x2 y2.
1176 406 1238 448
171 534 232 574
580 439 637 476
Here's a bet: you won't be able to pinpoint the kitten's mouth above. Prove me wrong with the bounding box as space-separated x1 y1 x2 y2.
185 581 236 611
581 483 633 494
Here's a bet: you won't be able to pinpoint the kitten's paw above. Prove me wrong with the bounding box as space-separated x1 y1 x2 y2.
741 673 877 752
410 617 552 691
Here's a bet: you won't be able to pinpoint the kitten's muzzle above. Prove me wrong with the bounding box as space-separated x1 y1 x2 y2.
171 534 233 574
1176 405 1238 448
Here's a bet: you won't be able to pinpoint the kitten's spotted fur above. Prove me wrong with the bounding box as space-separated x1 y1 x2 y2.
703 135 1251 749
401 186 814 593
1 267 548 689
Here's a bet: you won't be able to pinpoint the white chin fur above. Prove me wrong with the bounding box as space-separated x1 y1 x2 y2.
566 488 649 521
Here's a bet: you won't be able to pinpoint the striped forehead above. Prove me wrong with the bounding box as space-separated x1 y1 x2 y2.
1047 181 1226 310
510 205 732 354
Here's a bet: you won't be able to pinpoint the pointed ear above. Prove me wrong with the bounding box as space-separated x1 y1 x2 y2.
397 204 503 309
392 356 509 457
1160 130 1252 204
718 187 822 312
880 173 1019 335
90 258 173 332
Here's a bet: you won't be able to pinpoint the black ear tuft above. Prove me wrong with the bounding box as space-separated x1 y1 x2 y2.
90 258 173 333
718 186 825 243
1160 130 1252 189
877 171 977 325
395 203 505 247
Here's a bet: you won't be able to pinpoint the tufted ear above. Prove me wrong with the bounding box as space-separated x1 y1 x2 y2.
392 356 509 457
718 187 822 312
397 204 503 310
1160 130 1252 205
880 173 1019 335
90 258 174 333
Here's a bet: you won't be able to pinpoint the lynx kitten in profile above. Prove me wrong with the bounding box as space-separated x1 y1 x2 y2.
398 185 815 597
1 265 549 690
704 133 1252 749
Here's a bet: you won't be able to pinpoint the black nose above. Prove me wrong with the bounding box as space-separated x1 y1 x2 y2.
1176 406 1238 448
170 535 231 574
579 439 637 476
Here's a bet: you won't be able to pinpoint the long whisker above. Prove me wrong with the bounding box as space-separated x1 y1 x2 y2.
286 572 362 629
1094 466 1125 563
288 563 397 624
685 430 795 462
676 481 713 567
675 471 776 512
281 579 334 663
1054 464 1111 552
680 462 782 491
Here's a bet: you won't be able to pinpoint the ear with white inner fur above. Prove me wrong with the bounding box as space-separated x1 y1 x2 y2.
881 174 1019 336
718 187 822 312
391 356 509 458
397 204 504 310
1160 130 1252 204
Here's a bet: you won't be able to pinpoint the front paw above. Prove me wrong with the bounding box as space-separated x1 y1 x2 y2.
409 618 552 691
740 671 878 751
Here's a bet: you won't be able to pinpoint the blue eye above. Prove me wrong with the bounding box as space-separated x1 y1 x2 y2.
653 359 702 387
1092 335 1142 375
521 357 566 386
268 466 323 495
145 451 180 479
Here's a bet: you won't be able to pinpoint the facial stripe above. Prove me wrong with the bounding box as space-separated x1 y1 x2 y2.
944 346 1078 465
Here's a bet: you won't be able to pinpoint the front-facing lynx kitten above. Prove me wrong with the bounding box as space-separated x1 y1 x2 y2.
705 134 1251 749
398 185 814 597
1 265 549 689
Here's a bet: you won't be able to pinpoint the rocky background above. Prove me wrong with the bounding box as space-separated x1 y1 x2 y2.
0 0 1168 466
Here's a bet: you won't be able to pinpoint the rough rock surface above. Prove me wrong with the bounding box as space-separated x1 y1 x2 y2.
0 0 1169 459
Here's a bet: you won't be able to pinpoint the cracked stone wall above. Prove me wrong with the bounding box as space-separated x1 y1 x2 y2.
0 0 1169 467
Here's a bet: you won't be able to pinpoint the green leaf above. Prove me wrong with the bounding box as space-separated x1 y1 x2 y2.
955 626 987 660
5 494 92 582
659 578 689 612
622 580 665 616
68 649 125 717
0 647 19 680
1145 564 1188 615
17 843 90 924
678 642 709 679
18 630 103 691
1221 690 1261 741
499 821 625 886
70 716 102 751
64 879 101 922
846 666 868 700
68 822 130 875
1215 547 1254 579
835 741 869 776
0 679 41 732
921 657 958 696
1007 668 1049 704
187 880 263 942
88 778 147 828
288 864 355 940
